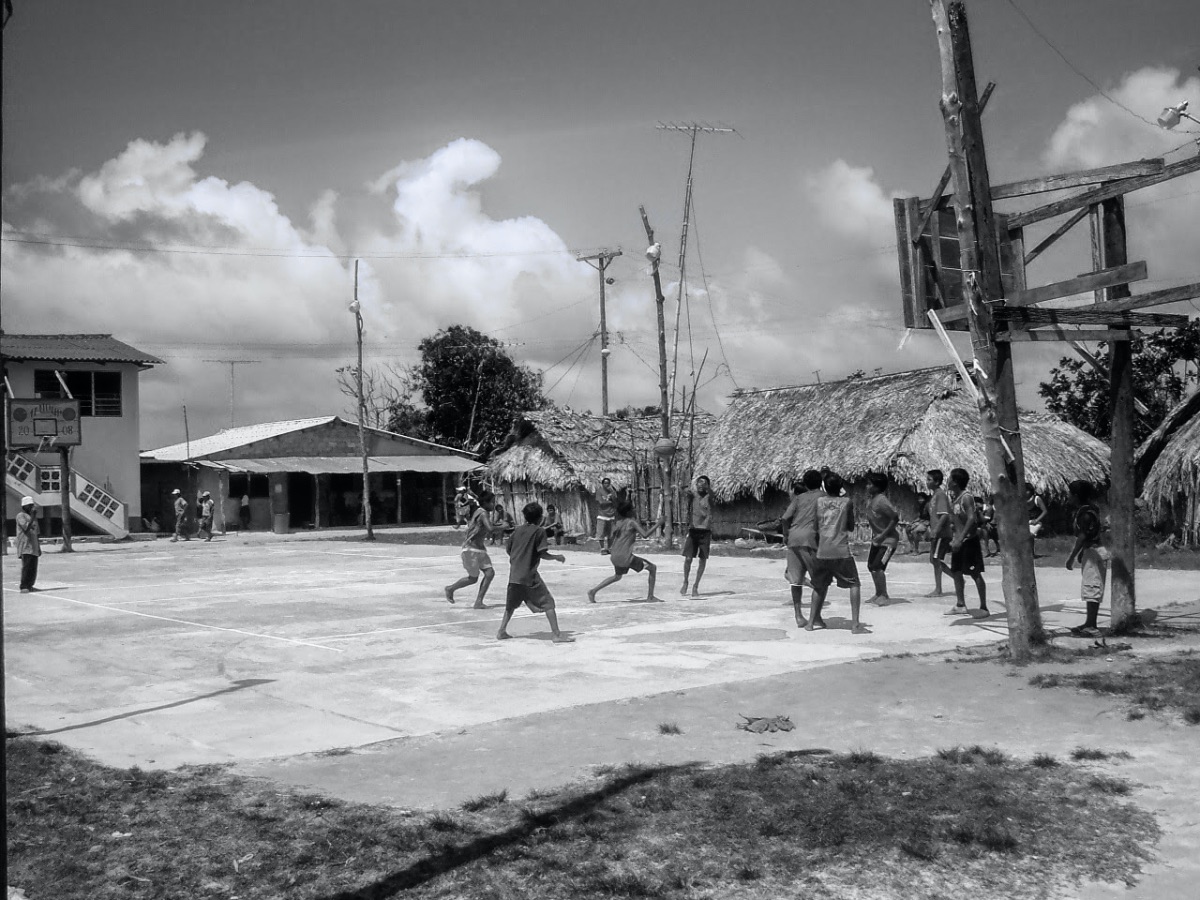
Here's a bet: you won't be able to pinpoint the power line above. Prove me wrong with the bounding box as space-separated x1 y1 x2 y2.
688 194 740 390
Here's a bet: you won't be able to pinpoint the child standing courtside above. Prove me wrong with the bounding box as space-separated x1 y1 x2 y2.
808 472 867 634
864 472 900 604
588 500 657 603
1066 480 1108 637
944 468 989 616
780 470 823 627
925 470 953 596
498 502 574 643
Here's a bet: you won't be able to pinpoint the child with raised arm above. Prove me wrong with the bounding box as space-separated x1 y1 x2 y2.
1065 480 1108 637
587 500 657 603
498 501 574 643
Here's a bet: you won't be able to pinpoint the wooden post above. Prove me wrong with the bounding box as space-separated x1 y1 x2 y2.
640 205 675 548
1102 196 1137 632
59 447 73 552
932 0 1043 659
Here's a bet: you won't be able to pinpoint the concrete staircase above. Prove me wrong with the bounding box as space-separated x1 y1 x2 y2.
5 451 129 539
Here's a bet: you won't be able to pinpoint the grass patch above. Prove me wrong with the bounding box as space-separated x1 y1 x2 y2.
6 739 1161 900
1031 651 1200 724
1031 753 1060 769
657 722 682 736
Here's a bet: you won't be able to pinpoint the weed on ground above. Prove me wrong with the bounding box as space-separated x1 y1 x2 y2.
1030 650 1200 724
7 738 1159 900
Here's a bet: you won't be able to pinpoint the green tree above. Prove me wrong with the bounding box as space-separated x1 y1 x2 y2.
1038 321 1200 445
413 325 550 452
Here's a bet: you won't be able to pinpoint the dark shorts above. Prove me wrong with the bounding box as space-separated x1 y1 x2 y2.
682 528 712 560
867 543 896 573
950 537 985 576
811 556 860 592
506 580 556 613
785 546 817 586
614 556 647 576
930 535 952 562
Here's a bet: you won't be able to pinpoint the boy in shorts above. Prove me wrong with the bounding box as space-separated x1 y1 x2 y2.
779 470 823 627
925 469 953 597
587 500 657 603
808 472 867 634
596 477 619 553
444 492 495 608
681 475 713 597
864 472 899 604
498 501 574 643
945 468 988 616
1065 479 1108 637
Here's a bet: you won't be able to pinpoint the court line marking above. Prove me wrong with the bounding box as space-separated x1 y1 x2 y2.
34 593 343 652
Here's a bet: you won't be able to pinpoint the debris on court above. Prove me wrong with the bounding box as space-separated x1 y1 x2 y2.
737 714 795 734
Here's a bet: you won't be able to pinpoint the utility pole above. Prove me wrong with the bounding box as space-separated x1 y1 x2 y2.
577 249 622 416
657 122 735 413
349 260 375 540
639 206 675 549
930 0 1043 658
204 360 259 428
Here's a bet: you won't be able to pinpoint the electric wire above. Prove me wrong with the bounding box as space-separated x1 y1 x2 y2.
688 194 740 390
543 332 598 396
563 336 596 408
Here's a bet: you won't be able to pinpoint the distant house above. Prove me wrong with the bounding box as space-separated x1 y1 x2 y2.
140 416 480 533
4 333 163 538
695 366 1111 537
486 409 716 536
1138 391 1200 545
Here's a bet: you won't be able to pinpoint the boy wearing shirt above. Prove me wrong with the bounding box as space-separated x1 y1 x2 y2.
1066 480 1108 637
808 472 867 634
498 501 574 643
945 468 988 616
587 500 657 603
925 469 953 597
444 492 495 608
779 469 823 628
864 472 900 605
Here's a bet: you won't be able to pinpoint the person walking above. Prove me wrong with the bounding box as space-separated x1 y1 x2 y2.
16 497 42 593
170 489 190 542
444 492 496 609
197 491 216 542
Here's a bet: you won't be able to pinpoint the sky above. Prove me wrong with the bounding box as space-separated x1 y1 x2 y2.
2 0 1198 450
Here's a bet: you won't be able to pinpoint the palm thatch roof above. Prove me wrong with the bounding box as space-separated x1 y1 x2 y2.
696 366 1110 501
487 408 715 493
1140 391 1200 511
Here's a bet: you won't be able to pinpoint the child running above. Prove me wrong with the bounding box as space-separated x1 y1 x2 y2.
497 501 574 643
780 470 823 627
808 472 868 634
587 500 657 603
864 472 900 604
1065 480 1108 637
444 491 495 608
944 468 989 616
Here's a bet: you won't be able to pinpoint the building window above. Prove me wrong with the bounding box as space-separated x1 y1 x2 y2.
33 369 122 417
40 467 62 494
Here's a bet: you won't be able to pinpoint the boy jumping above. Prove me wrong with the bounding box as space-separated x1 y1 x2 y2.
1065 480 1108 637
588 500 657 603
444 492 495 608
498 501 574 643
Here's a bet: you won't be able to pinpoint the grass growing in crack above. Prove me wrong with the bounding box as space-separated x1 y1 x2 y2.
6 739 1160 900
657 722 682 735
1030 651 1200 724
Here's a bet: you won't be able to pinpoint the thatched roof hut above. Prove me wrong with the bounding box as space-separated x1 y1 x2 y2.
486 408 716 535
697 366 1110 505
1139 390 1200 543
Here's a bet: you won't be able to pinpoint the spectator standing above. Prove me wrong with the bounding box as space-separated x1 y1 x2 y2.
16 497 42 593
170 489 190 542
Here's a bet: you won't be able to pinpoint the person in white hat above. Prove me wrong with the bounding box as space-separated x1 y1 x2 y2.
16 496 42 593
171 489 191 542
197 490 216 542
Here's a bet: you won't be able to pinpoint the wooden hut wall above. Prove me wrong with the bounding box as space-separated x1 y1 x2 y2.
493 479 593 536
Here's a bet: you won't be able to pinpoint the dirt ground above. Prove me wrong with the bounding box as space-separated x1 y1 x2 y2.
5 528 1199 898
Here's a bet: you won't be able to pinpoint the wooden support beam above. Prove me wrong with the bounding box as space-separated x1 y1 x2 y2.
996 328 1133 342
912 81 995 244
990 159 1163 200
1022 206 1089 267
1005 261 1148 307
1086 282 1200 315
994 307 1187 328
1007 154 1200 229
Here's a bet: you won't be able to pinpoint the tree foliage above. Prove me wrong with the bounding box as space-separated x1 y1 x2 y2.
1038 321 1200 445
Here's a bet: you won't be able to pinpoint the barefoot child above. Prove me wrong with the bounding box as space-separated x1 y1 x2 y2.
588 500 657 603
780 470 823 627
925 470 953 597
944 468 989 616
444 492 495 608
497 501 574 643
808 472 867 634
681 475 713 597
864 472 900 604
1065 480 1108 637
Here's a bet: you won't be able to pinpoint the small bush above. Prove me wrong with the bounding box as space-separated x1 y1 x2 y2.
658 722 682 735
461 789 508 812
1184 707 1200 725
1031 753 1059 768
1089 776 1132 795
1071 747 1109 761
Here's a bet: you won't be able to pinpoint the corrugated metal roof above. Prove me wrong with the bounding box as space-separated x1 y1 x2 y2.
212 455 482 475
142 417 339 461
1 334 163 366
